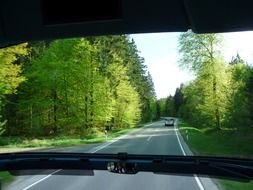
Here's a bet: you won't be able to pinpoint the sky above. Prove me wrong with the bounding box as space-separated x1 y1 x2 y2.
131 31 253 99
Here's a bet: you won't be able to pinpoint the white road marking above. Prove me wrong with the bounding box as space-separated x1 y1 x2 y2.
90 131 135 153
21 123 152 189
22 169 62 190
90 139 119 153
90 123 153 153
194 174 206 190
174 123 205 190
147 136 152 141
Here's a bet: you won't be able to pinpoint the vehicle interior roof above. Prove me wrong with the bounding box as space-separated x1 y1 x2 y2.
0 0 253 47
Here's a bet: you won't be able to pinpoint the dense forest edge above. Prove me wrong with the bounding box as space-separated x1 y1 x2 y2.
159 31 253 190
0 32 253 147
158 31 253 135
0 31 253 189
0 35 158 140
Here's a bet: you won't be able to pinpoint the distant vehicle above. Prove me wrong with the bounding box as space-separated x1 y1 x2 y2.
165 119 174 126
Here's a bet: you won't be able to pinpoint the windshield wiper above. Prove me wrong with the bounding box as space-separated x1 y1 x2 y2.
0 152 252 182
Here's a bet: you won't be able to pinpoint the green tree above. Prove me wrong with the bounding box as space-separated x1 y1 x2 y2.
225 59 252 128
11 36 149 136
17 39 109 135
178 31 228 129
107 61 141 128
0 43 29 134
88 35 156 123
247 68 253 125
157 98 167 117
2 35 156 137
173 85 184 116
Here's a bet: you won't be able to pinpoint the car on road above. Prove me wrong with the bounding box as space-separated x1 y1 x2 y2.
165 119 175 126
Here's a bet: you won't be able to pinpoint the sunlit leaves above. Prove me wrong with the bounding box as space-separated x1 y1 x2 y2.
7 36 153 136
0 43 29 95
0 43 29 131
178 31 253 130
178 31 223 73
178 31 228 128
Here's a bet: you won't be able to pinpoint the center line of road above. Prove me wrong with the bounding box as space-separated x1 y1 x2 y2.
90 123 152 153
147 136 152 141
21 123 153 189
22 169 62 190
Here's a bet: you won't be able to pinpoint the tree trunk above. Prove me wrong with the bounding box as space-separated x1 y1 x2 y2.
213 76 221 129
90 89 94 128
64 75 69 117
30 105 33 129
84 95 88 129
52 89 58 134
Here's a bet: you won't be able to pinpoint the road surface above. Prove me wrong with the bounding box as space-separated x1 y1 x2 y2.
5 120 218 190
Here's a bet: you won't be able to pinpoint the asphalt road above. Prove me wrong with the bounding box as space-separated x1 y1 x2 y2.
5 120 218 190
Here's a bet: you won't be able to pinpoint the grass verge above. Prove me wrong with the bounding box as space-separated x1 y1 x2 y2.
178 119 253 190
0 171 13 186
0 124 145 150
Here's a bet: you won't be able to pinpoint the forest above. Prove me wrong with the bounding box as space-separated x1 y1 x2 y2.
158 31 253 132
0 35 158 137
1 32 252 190
1 31 253 139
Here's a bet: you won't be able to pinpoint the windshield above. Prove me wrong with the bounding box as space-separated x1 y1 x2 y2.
0 31 253 189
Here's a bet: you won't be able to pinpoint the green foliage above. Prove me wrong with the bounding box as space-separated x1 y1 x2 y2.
178 31 230 129
0 124 144 149
178 31 253 132
166 96 175 116
157 98 167 117
108 62 141 128
0 118 6 135
173 86 184 116
0 43 29 95
88 36 156 123
179 60 253 130
0 171 13 184
0 43 29 134
225 63 252 128
178 31 223 73
0 36 156 137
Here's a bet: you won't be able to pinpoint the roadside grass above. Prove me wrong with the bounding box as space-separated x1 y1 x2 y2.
217 180 253 190
0 124 146 149
178 120 253 190
0 171 13 186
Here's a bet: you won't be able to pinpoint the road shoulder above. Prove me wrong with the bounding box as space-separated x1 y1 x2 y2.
175 120 220 190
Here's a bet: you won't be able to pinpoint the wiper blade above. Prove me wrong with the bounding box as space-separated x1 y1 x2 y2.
0 152 252 181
